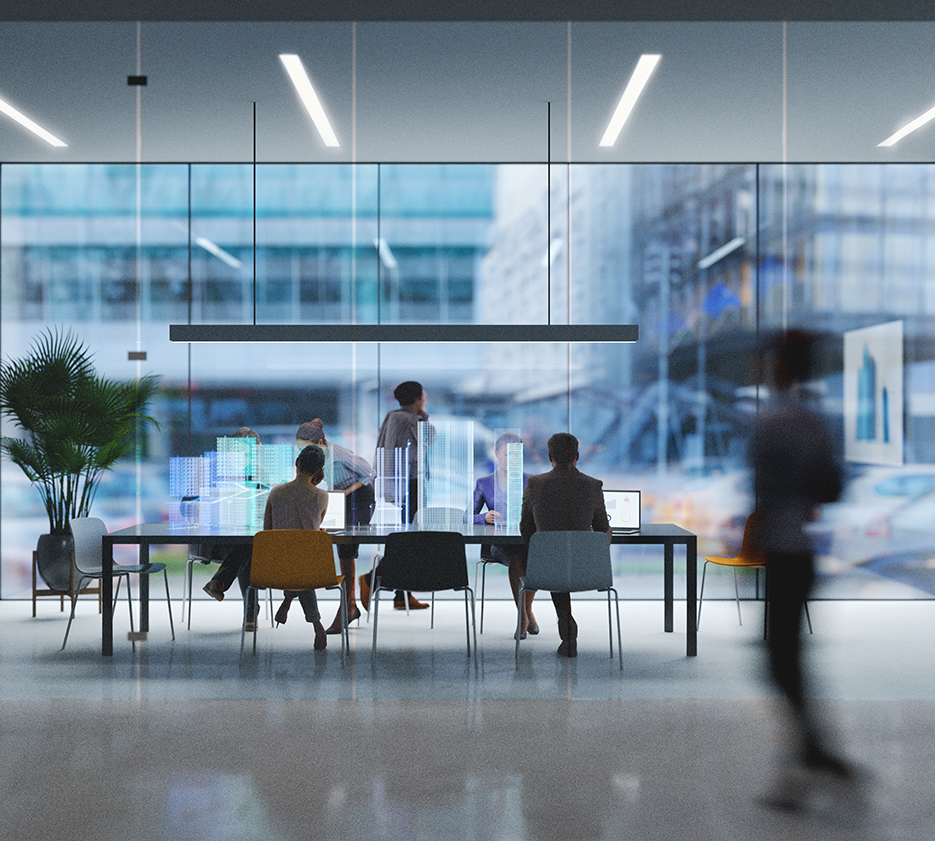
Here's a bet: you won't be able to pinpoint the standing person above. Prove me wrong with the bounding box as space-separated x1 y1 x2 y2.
751 330 863 810
519 432 612 657
359 380 431 611
473 431 538 637
263 443 331 651
289 419 375 634
201 427 263 629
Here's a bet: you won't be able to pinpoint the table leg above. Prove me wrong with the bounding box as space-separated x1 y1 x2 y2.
664 542 673 632
102 538 113 657
686 536 697 656
139 543 150 633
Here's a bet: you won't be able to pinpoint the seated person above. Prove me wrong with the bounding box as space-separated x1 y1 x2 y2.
262 444 331 650
519 432 612 658
293 419 375 633
473 431 538 638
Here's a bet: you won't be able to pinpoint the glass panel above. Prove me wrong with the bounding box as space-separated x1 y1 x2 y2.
7 160 935 602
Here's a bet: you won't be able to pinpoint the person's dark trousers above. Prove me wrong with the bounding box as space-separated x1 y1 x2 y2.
337 482 375 561
766 550 822 760
550 592 577 642
210 544 258 620
387 477 421 603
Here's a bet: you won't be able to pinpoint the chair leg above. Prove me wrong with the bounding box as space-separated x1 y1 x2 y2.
732 568 743 626
469 588 478 665
371 584 381 664
125 575 136 652
162 569 176 641
612 588 623 671
606 590 613 658
463 588 471 656
183 556 194 630
340 580 348 664
61 573 93 650
240 587 251 656
479 561 487 634
430 591 435 629
697 562 709 630
804 599 813 634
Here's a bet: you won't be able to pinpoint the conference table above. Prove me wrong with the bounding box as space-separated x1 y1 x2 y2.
100 522 698 657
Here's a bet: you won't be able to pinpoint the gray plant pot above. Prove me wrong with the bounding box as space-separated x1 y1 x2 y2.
35 533 76 592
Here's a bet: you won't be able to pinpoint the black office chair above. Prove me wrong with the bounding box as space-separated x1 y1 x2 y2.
371 531 477 663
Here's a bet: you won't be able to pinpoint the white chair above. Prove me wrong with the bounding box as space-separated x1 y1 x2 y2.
63 517 175 650
516 531 622 670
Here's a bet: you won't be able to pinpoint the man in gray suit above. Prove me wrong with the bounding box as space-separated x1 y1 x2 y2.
519 432 612 657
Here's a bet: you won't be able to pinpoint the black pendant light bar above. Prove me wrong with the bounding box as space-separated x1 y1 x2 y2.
168 323 638 343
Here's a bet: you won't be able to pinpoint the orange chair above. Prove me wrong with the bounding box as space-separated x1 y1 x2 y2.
243 530 347 661
698 513 813 634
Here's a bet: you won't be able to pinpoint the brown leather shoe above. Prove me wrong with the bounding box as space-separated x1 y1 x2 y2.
394 592 429 610
203 579 224 601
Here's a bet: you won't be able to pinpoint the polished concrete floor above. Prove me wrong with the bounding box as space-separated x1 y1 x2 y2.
1 595 933 841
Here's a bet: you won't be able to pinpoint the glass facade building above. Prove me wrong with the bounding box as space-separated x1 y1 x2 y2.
6 159 935 600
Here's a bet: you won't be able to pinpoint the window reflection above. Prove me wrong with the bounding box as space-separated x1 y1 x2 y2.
5 162 935 600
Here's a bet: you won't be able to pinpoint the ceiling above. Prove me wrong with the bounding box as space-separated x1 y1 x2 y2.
3 3 935 164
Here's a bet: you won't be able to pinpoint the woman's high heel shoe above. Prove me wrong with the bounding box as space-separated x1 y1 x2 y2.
274 600 291 627
325 606 361 634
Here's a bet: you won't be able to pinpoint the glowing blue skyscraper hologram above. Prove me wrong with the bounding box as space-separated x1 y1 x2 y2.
417 420 473 529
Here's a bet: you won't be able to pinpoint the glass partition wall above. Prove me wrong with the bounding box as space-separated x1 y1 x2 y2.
5 161 935 600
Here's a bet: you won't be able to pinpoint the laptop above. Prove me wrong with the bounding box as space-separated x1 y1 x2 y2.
320 490 347 532
603 489 641 534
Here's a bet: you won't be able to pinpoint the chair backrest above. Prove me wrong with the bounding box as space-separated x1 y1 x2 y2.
737 513 766 565
69 517 108 575
378 531 468 592
250 529 338 590
524 531 613 593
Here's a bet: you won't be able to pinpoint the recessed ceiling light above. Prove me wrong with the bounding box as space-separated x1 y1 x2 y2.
878 103 935 147
279 54 340 147
599 54 661 148
0 94 67 147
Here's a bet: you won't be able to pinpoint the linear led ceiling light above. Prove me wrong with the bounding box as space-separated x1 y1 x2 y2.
599 54 661 147
279 54 340 147
0 94 67 147
878 102 935 147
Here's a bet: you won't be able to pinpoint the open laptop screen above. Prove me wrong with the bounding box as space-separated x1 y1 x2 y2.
321 490 346 531
603 489 641 532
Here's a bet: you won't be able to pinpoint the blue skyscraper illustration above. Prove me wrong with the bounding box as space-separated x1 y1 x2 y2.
857 344 876 441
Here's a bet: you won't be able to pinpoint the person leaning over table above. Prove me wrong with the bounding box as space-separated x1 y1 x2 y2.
358 380 433 612
262 443 331 651
273 418 376 634
473 431 539 638
519 432 612 658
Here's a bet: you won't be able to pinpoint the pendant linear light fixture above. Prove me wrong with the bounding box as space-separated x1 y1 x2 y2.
599 54 661 147
280 53 340 147
169 324 637 343
170 72 637 345
878 102 935 147
0 94 67 147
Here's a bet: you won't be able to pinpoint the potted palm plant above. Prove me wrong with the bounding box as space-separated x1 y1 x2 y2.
0 329 160 591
